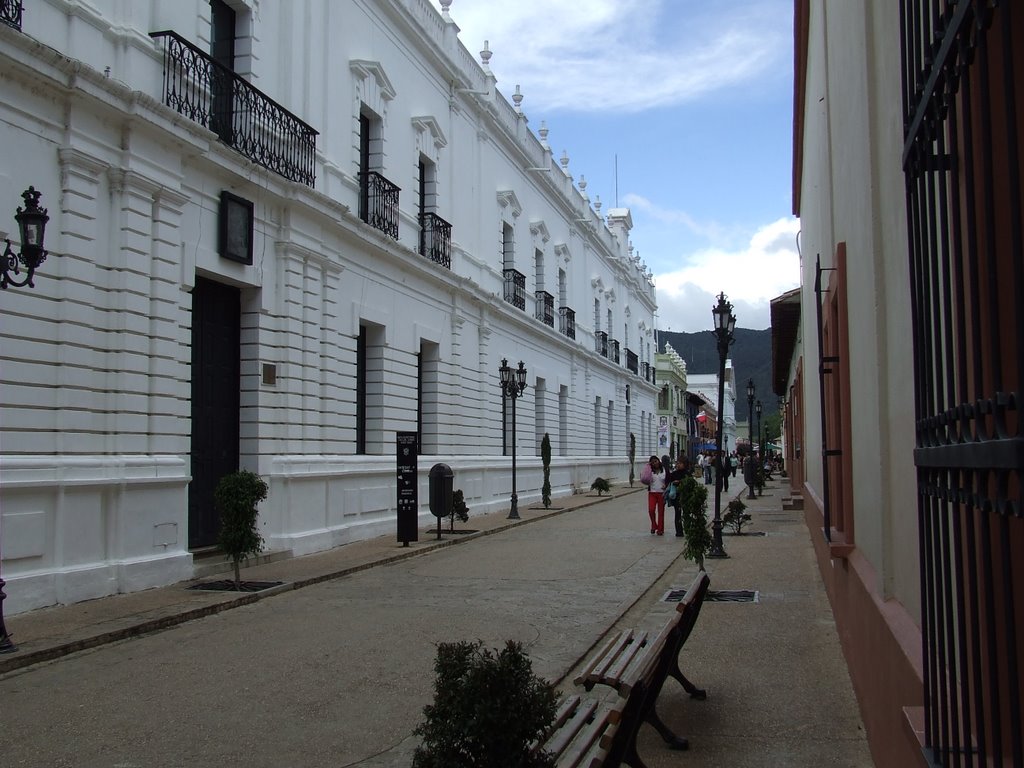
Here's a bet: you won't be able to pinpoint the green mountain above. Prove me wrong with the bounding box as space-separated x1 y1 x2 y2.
657 328 777 420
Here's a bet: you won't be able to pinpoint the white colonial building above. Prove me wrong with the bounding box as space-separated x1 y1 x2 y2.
0 0 659 614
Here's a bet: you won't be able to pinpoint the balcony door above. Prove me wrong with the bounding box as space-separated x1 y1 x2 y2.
210 0 236 142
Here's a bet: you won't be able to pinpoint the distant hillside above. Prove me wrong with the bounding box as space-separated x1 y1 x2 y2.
657 328 777 419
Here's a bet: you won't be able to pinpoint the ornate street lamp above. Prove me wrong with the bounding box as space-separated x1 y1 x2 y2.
499 358 528 519
756 399 763 457
708 292 736 559
746 378 755 450
2 187 50 289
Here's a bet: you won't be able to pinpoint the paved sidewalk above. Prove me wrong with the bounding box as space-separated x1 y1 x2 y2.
0 477 874 767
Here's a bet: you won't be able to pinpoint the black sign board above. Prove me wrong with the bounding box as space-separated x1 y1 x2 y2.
396 432 419 545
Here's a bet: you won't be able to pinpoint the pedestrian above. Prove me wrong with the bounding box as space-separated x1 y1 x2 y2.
665 455 691 537
703 452 713 484
743 452 758 499
730 452 739 477
639 454 667 535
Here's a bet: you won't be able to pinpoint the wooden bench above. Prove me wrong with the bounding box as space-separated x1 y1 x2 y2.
572 570 711 764
533 694 624 767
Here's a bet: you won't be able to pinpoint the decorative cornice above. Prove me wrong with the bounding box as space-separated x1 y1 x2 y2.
496 189 522 218
349 60 397 101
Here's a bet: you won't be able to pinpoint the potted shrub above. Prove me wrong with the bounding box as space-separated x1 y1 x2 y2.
541 433 552 509
449 488 470 532
590 477 611 496
413 639 558 768
677 475 711 568
628 432 636 487
723 497 753 535
214 469 269 590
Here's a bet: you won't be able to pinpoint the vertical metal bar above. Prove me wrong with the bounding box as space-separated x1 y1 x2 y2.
814 256 831 542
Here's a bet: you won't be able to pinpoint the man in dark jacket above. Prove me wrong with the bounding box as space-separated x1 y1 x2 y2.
665 456 691 537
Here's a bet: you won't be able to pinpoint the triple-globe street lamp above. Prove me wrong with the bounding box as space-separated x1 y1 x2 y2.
708 292 736 560
499 358 528 520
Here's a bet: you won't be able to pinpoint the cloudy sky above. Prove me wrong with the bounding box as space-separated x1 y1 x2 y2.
430 0 800 332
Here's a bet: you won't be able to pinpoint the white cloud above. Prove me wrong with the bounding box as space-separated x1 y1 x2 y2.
433 0 789 113
653 217 800 332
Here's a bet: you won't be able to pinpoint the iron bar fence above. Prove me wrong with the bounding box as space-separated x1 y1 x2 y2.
150 31 317 187
503 268 525 310
610 339 620 365
626 348 639 374
535 290 554 327
2 0 22 30
359 171 400 240
558 306 576 339
418 211 451 268
900 1 1023 765
595 330 608 358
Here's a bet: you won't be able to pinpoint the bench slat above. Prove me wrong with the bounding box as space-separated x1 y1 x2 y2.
572 629 633 687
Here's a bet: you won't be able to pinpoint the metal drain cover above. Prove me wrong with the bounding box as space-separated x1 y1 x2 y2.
663 588 759 603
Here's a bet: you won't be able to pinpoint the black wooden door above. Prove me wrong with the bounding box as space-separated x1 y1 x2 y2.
188 277 241 549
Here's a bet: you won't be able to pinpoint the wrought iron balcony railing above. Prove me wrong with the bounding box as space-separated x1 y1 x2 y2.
2 0 22 30
419 212 451 268
595 331 608 358
610 339 620 365
535 291 555 327
150 31 317 187
626 348 639 374
359 171 400 240
642 361 651 382
559 306 576 340
503 268 526 310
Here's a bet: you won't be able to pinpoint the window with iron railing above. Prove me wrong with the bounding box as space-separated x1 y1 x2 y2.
626 348 639 374
642 361 651 382
610 339 620 365
149 31 317 187
503 268 526 310
535 291 555 327
2 0 22 30
595 331 608 358
419 212 451 268
559 306 576 339
359 171 400 240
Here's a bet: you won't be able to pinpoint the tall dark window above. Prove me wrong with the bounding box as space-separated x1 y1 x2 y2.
356 325 367 454
209 0 235 142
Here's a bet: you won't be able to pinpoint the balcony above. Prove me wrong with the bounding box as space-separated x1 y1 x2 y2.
559 306 576 340
2 0 22 30
610 339 620 365
596 331 609 358
535 291 555 327
150 31 317 187
626 348 639 374
419 212 451 268
503 269 526 310
359 171 400 240
642 361 651 382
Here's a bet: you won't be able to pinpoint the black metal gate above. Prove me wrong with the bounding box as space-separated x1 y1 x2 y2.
900 1 1023 765
188 277 241 549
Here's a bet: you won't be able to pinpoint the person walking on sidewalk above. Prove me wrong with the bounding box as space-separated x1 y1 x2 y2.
665 455 691 537
639 455 667 535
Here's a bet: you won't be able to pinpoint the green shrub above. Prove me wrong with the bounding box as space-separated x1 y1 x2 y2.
412 640 558 768
541 433 552 509
590 477 611 496
214 469 268 589
449 489 470 531
724 497 753 534
677 476 711 568
628 432 636 487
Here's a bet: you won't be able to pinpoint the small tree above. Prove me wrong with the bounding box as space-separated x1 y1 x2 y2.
541 433 552 509
413 640 558 768
677 475 711 569
449 489 470 532
590 477 611 496
214 469 268 589
628 432 636 487
724 497 753 535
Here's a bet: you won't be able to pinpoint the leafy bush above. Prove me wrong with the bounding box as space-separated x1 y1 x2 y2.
590 477 611 496
412 640 558 768
449 488 470 531
677 476 711 568
628 432 636 487
724 497 753 534
214 469 268 588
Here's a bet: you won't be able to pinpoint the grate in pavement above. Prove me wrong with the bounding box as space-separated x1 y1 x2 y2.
187 580 284 593
663 588 759 603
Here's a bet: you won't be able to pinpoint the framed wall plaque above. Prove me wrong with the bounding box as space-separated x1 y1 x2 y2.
218 190 254 265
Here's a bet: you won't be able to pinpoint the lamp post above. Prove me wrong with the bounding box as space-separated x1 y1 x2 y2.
708 292 736 559
1 187 50 653
746 378 755 452
499 358 527 519
756 399 763 457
